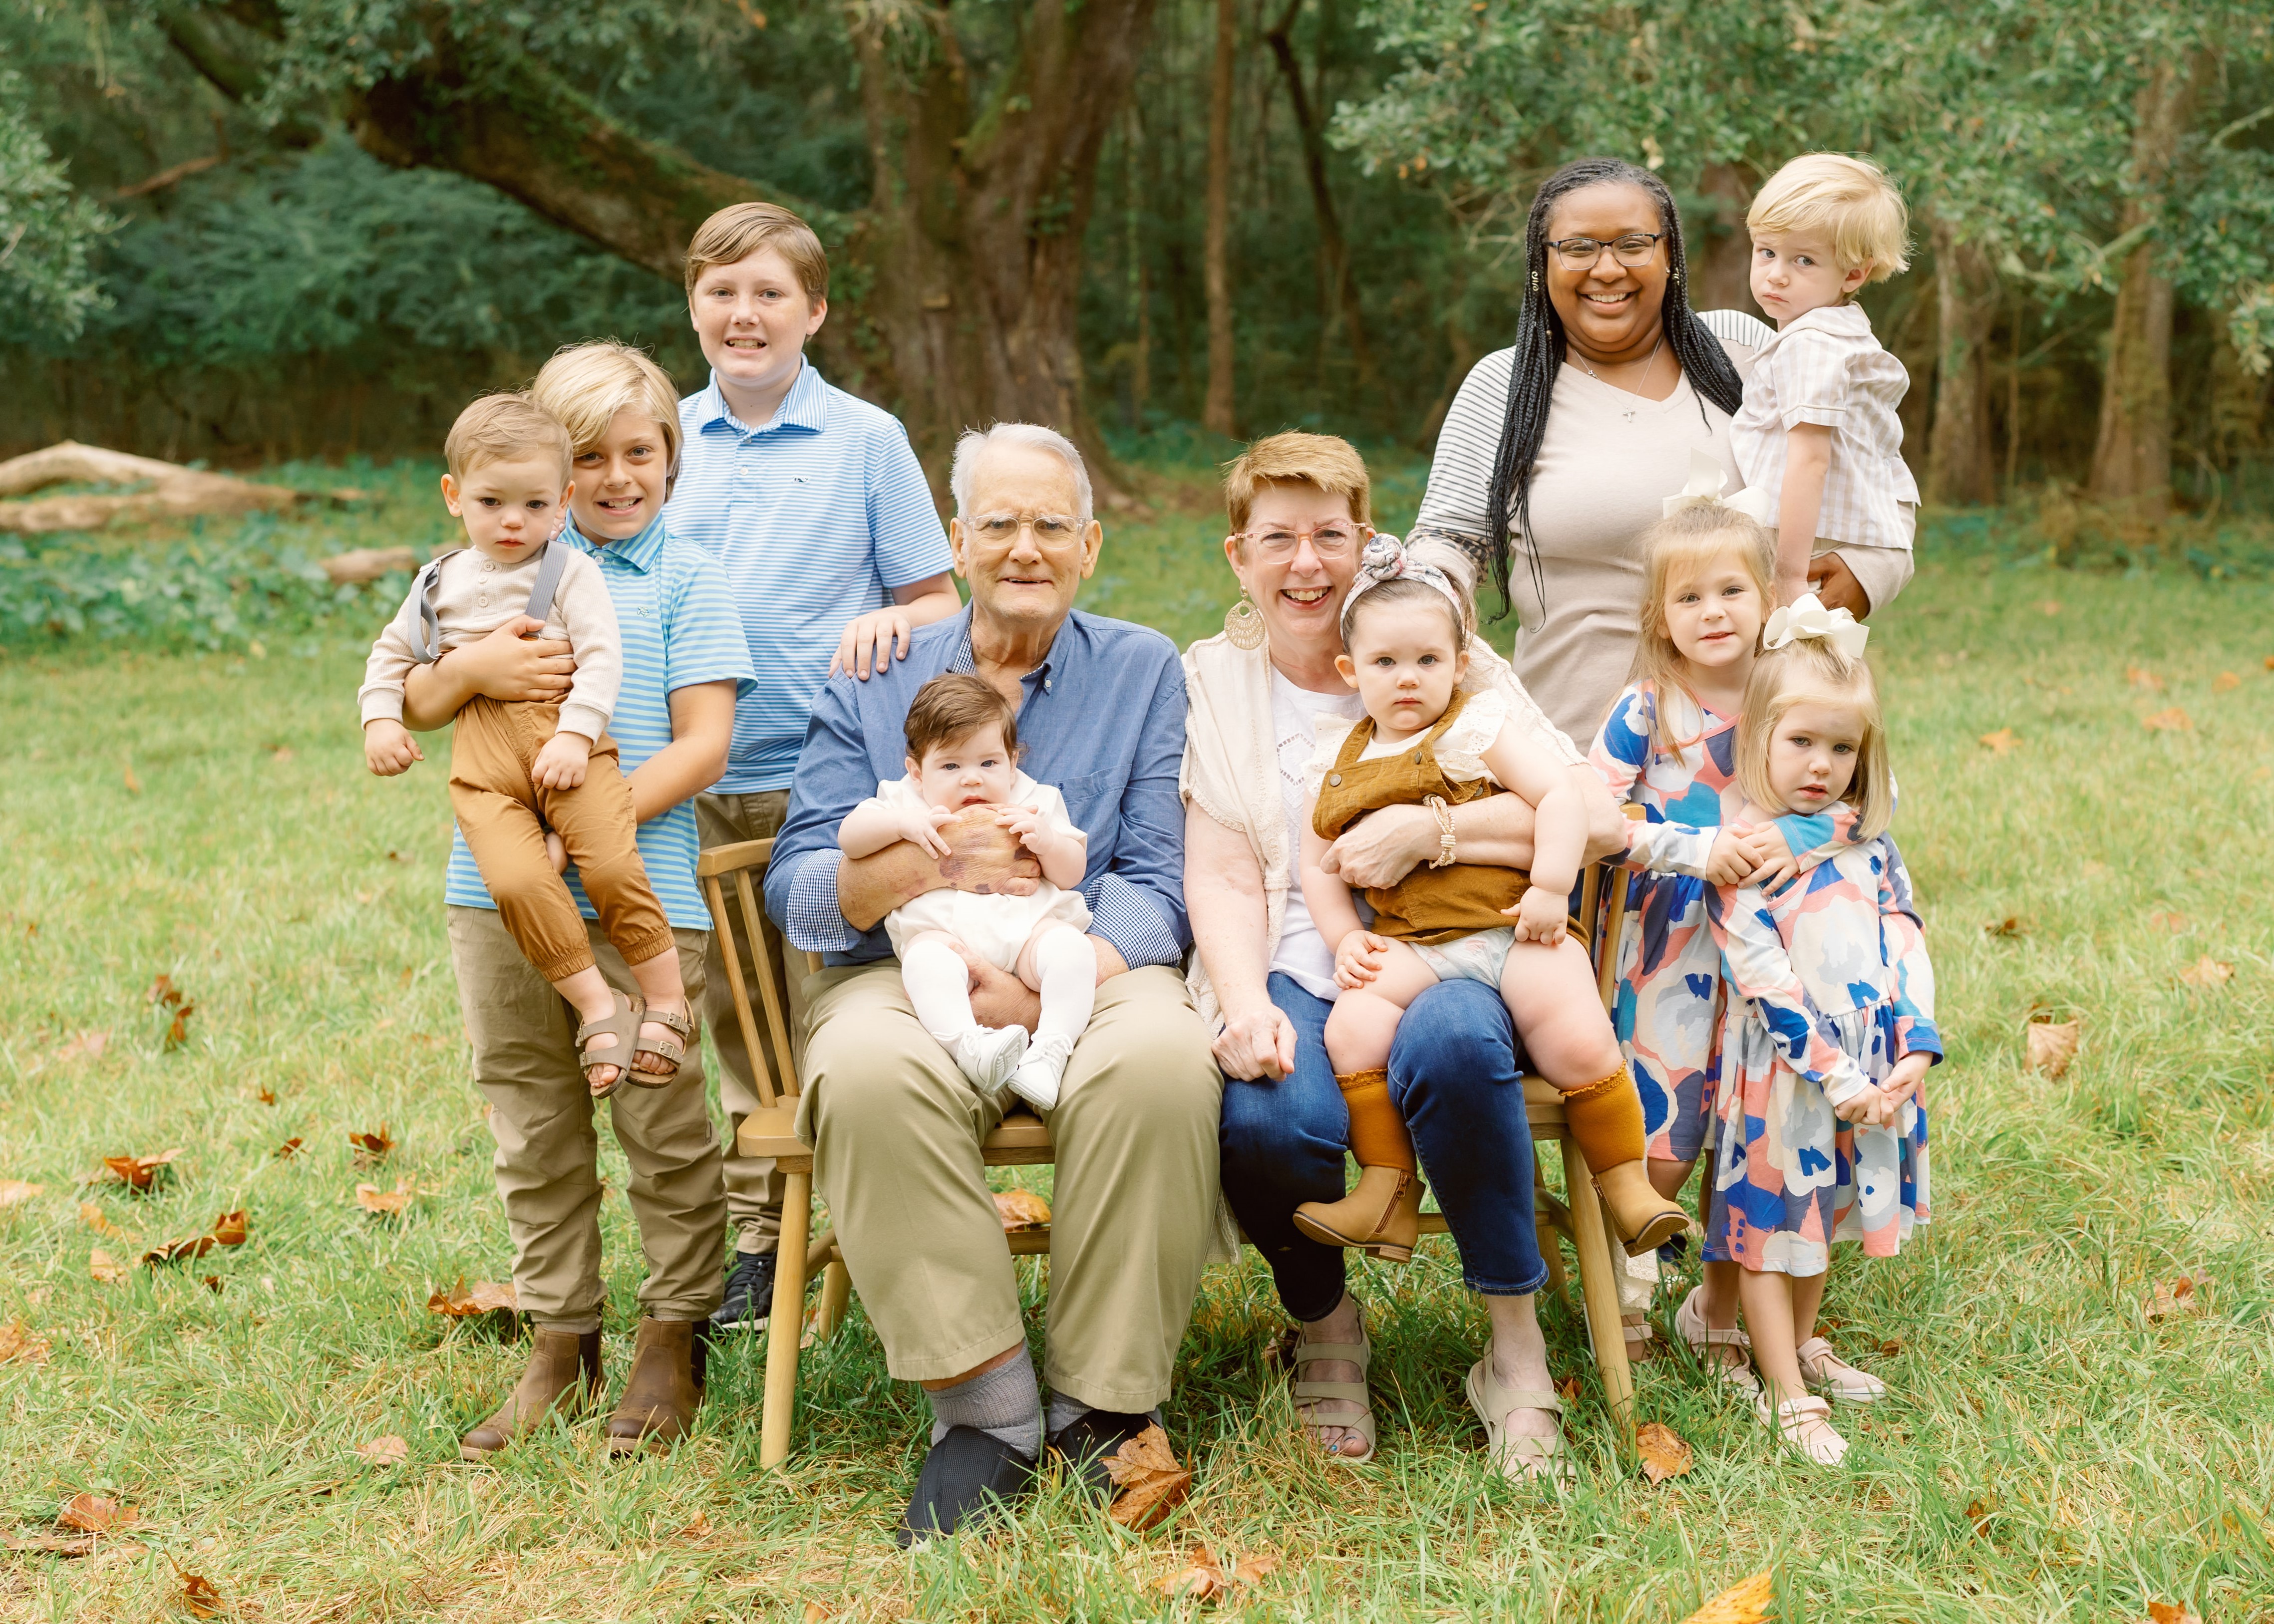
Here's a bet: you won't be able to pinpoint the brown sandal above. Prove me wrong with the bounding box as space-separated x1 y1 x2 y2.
578 990 645 1100
628 1004 695 1088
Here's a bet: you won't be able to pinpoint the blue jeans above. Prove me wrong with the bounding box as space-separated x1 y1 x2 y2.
1218 974 1548 1318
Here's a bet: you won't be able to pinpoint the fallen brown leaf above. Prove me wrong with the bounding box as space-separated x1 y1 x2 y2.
56 1030 108 1064
202 1276 222 1293
121 758 141 795
355 1180 414 1217
1680 1570 1775 1624
2179 956 2234 989
1878 1337 1903 1357
2024 1019 2079 1078
678 1511 712 1539
4 1530 95 1556
1965 1497 1994 1535
2127 665 2164 690
97 1148 182 1191
2148 910 2189 933
2038 599 2062 615
801 1606 827 1624
1104 1423 1192 1532
0 1179 41 1208
180 1572 222 1619
2214 671 2242 692
88 1249 127 1283
256 1085 276 1105
1635 1421 1694 1484
2142 706 2193 732
347 1125 395 1160
1555 1373 1581 1404
1982 916 2027 938
212 1210 248 1246
427 1279 518 1317
148 974 183 1007
57 1494 136 1534
2144 1272 2211 1322
164 1001 197 1050
355 1434 408 1466
275 1137 304 1159
1977 728 2019 755
145 1210 250 1266
1153 1543 1277 1602
0 1319 52 1364
2147 1603 2204 1624
78 1200 129 1239
994 1188 1051 1231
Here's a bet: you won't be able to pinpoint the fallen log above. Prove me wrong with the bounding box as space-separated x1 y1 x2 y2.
0 441 365 535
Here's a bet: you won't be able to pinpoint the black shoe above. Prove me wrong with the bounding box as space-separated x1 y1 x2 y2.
1045 1408 1156 1501
709 1250 779 1333
896 1426 1037 1547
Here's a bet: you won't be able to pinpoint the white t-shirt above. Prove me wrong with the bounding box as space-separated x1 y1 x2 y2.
1270 670 1366 1001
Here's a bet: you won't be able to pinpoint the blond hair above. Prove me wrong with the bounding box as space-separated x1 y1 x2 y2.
1747 153 1911 288
1624 504 1777 756
1222 431 1372 540
1734 639 1894 841
683 201 829 302
529 341 682 475
443 392 571 483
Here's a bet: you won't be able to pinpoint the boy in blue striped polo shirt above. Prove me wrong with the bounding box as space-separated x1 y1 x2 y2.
663 202 960 1331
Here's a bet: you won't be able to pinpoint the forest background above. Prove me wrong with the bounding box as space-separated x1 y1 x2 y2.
3 0 2274 529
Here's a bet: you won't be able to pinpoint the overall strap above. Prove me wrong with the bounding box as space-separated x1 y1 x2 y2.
521 540 572 627
410 548 466 664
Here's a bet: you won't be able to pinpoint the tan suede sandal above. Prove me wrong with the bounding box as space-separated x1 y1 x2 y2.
1753 1389 1847 1465
1287 1320 1376 1465
1797 1336 1886 1402
1465 1355 1572 1485
628 1004 695 1087
579 990 646 1101
1675 1285 1761 1396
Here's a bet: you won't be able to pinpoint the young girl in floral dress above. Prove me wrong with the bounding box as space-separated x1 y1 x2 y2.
1703 601 1936 1466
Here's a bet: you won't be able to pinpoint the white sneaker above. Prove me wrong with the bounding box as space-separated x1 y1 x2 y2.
1007 1031 1075 1111
950 1026 1029 1100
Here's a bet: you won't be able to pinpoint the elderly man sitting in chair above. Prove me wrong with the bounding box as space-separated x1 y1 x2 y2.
763 422 1219 1543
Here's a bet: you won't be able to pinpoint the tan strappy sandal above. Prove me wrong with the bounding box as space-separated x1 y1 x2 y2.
1287 1320 1376 1465
1753 1388 1847 1465
578 990 646 1101
1676 1285 1761 1396
628 1003 695 1087
1465 1354 1572 1485
1797 1336 1886 1402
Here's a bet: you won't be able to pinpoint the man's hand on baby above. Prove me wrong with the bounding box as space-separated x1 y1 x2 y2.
363 720 423 777
531 731 592 790
1333 931 1391 989
1506 884 1569 945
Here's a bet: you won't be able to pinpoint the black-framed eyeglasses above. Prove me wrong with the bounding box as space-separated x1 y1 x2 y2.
1545 231 1666 269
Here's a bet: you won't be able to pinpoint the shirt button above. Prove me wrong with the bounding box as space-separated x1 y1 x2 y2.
1328 773 1342 786
476 594 491 607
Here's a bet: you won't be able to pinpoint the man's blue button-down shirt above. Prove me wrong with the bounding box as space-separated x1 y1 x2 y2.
763 605 1191 970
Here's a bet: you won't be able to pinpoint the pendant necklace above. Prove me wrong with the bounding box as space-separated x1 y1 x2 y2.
1576 332 1664 423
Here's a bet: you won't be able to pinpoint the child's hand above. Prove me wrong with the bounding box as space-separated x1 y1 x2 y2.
1703 828 1758 886
996 806 1068 864
532 731 592 790
363 719 423 777
1878 1053 1931 1116
830 606 916 681
1737 824 1801 892
1830 1086 1883 1126
902 806 954 858
1775 571 1811 608
1334 931 1391 990
545 831 569 873
1506 884 1569 945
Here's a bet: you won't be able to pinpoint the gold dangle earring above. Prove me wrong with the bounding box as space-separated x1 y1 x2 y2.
1224 586 1268 650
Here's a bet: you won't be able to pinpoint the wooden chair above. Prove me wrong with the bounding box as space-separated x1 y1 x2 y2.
700 825 1648 1469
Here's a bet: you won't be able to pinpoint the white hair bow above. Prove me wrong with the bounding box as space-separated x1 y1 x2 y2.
1662 449 1777 526
1764 592 1870 658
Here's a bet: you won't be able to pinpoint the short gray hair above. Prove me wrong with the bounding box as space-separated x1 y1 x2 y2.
949 422 1094 526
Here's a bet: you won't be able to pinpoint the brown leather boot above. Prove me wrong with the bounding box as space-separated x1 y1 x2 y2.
1293 1069 1426 1262
1561 1067 1691 1255
605 1317 706 1456
458 1327 603 1461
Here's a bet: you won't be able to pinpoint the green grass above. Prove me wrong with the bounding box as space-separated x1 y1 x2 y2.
1 473 2273 1621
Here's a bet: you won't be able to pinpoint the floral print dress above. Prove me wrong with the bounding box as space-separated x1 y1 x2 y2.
1701 815 1938 1277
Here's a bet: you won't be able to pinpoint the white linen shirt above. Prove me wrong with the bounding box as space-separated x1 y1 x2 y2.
664 360 951 795
1728 303 1919 553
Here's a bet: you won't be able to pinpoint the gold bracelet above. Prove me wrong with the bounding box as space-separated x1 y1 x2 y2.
1424 794 1457 868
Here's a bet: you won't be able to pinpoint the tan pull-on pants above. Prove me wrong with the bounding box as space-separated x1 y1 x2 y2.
449 696 674 984
794 960 1222 1413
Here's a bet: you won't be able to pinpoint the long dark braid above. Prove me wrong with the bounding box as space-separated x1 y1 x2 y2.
1479 156 1746 621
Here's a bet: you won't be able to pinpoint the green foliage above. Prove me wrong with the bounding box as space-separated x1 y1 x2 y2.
0 70 112 340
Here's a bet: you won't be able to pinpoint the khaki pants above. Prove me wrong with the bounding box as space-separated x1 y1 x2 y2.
449 906 727 1327
450 697 674 983
1823 543 1914 619
695 791 799 1256
794 961 1222 1412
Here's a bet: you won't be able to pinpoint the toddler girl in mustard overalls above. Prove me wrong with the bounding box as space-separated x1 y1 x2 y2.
1296 538 1688 1261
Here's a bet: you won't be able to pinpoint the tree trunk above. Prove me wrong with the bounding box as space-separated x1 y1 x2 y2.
2088 56 2205 513
1202 0 1239 436
1265 0 1374 392
1925 219 1998 506
1688 162 1757 316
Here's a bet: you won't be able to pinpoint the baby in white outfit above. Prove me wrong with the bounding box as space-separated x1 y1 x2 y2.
839 672 1097 1110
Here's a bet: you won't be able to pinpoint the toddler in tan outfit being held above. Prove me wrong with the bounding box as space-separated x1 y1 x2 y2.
359 393 691 1097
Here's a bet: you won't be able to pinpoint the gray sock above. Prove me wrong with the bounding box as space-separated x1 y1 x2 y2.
1046 1391 1163 1438
928 1355 1042 1460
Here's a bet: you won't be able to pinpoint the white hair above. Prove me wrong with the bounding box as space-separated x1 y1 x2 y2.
949 422 1094 525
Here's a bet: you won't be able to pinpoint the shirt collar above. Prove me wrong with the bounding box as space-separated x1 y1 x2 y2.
696 358 830 437
947 604 1068 692
565 514 668 573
